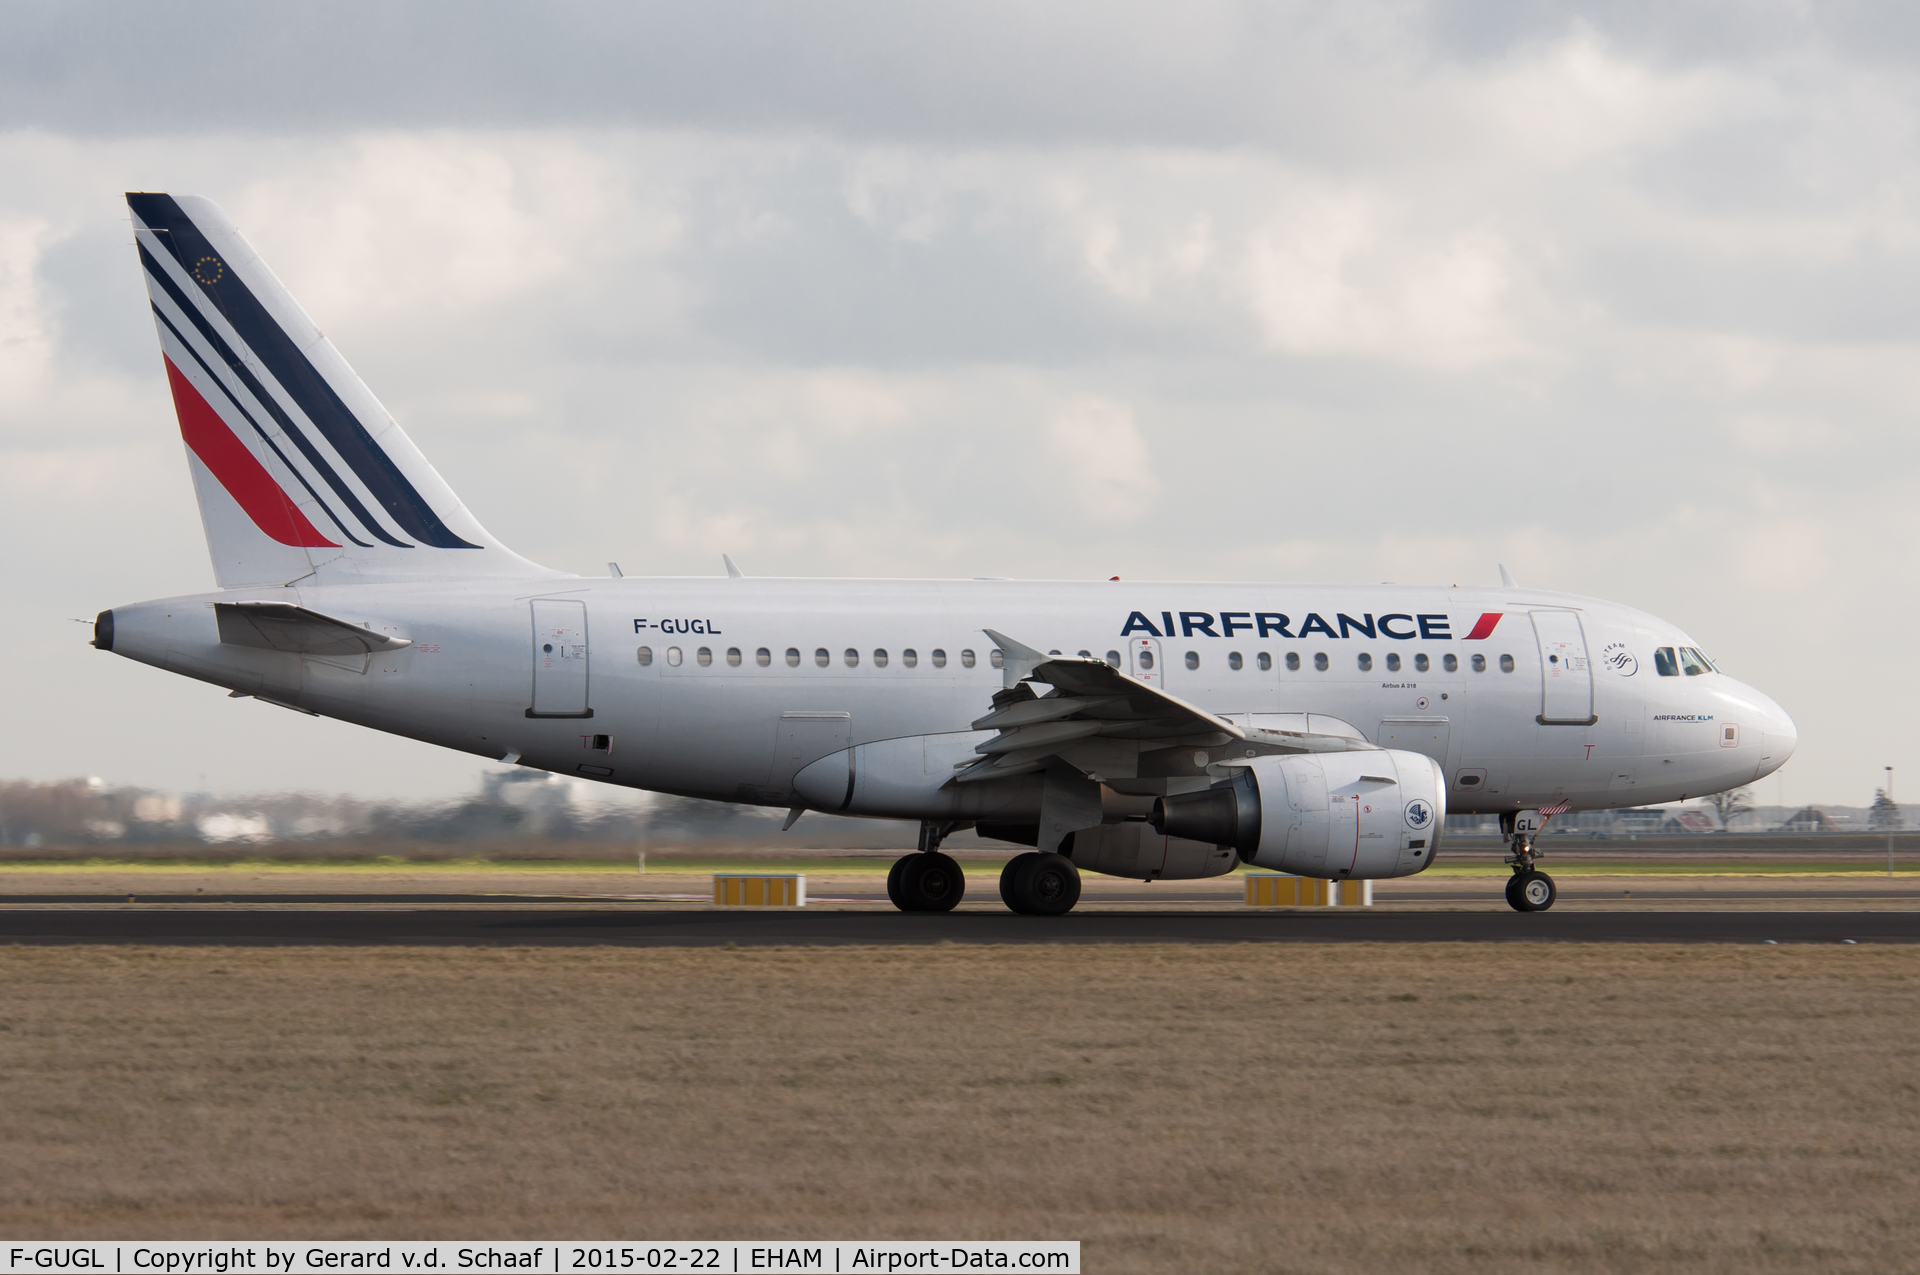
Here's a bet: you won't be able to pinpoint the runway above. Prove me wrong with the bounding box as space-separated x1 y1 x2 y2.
0 906 1915 945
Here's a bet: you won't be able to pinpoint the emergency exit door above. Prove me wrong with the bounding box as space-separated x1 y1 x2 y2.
529 598 592 718
1532 610 1595 725
1130 637 1162 687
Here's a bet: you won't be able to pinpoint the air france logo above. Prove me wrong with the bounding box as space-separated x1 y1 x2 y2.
1118 610 1477 640
1404 799 1434 831
1602 642 1637 676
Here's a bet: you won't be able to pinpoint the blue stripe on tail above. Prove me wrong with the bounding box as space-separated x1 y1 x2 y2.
128 193 480 550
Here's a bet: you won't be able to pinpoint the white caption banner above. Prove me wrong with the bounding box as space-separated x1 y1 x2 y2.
2 1245 1078 1275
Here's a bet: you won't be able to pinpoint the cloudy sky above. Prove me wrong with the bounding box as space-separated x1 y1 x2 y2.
5 2 1917 806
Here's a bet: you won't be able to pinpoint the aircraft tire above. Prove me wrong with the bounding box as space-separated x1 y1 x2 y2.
886 854 913 911
1010 851 1082 917
1514 869 1557 913
1504 874 1525 912
999 853 1038 913
899 851 966 913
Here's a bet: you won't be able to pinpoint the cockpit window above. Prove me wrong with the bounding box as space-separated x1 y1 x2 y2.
1654 647 1679 677
1679 647 1714 676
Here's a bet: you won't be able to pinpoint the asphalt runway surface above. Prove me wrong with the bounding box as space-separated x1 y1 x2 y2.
0 906 1914 945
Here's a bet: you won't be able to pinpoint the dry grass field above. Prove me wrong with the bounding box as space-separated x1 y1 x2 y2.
1 943 1916 1272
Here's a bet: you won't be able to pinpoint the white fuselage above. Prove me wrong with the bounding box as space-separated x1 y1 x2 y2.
104 576 1796 831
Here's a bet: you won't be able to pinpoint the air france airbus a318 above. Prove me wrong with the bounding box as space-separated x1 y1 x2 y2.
94 193 1797 914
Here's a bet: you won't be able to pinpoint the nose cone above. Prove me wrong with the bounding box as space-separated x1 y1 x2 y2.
1742 683 1796 780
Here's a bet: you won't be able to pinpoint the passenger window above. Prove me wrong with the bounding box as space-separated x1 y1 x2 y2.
1499 654 1514 673
990 649 1004 669
637 646 653 666
1185 651 1200 670
961 649 976 668
1386 653 1401 673
1654 647 1678 677
1106 650 1121 667
1679 647 1713 676
903 648 918 668
667 647 683 666
696 646 712 666
1077 649 1092 659
726 647 742 667
1228 652 1243 671
1286 652 1301 671
814 648 830 668
1257 652 1272 671
1357 653 1373 672
756 647 771 667
844 648 860 667
785 647 800 667
1313 653 1328 671
933 648 948 668
1414 653 1429 672
873 649 888 668
1139 650 1155 670
1443 654 1457 673
1471 654 1485 673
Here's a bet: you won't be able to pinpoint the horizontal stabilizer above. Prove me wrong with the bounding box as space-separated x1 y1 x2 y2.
215 601 411 655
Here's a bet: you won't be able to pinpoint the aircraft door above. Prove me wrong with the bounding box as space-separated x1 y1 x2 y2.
529 598 591 718
1532 610 1595 725
1130 637 1162 687
1329 792 1360 876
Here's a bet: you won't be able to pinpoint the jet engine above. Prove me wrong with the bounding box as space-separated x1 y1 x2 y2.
1150 749 1445 879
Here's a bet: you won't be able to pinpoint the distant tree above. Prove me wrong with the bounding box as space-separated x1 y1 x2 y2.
1870 788 1904 831
1706 787 1754 830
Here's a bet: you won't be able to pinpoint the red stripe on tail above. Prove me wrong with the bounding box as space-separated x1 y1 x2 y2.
163 357 336 548
1462 612 1503 640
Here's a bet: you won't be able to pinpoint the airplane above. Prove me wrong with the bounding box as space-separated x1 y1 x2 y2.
93 192 1798 915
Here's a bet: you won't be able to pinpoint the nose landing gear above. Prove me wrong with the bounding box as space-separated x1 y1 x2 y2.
1505 868 1557 912
1502 811 1558 912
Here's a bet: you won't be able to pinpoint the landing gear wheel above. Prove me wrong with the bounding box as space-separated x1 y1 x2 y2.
887 855 911 910
999 853 1038 913
1504 873 1524 912
1004 851 1081 916
898 852 966 912
1512 869 1557 913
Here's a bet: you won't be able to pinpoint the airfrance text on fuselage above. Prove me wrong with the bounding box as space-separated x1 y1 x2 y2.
1119 612 1502 640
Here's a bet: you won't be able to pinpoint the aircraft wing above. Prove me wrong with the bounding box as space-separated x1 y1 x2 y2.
955 628 1377 783
214 601 412 656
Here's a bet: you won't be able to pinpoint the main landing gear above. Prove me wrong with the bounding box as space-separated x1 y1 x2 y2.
1502 811 1557 913
998 851 1082 916
887 821 967 913
885 822 1086 916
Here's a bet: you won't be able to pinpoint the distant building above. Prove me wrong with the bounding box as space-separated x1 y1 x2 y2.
1782 807 1838 833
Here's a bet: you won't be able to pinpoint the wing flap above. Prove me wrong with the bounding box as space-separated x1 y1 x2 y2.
957 629 1380 786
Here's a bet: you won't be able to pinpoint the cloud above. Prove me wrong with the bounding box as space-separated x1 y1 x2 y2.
4 7 1920 803
1045 396 1162 524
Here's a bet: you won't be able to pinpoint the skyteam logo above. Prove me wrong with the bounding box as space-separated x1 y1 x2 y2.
1404 798 1434 832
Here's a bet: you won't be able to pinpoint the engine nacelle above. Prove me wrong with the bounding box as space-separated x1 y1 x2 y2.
1064 822 1238 881
1151 750 1445 879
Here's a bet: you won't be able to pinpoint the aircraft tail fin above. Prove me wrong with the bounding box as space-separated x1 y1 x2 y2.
126 192 560 588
